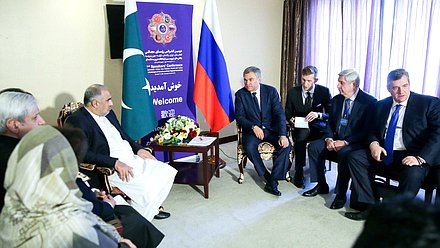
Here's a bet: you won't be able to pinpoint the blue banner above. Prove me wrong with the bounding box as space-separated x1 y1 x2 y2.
136 2 195 122
135 1 195 161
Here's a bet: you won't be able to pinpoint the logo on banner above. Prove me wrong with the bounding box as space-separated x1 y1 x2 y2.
148 12 177 44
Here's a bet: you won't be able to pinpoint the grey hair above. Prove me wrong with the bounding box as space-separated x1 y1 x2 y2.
83 84 108 106
0 91 39 133
243 66 261 79
339 69 360 87
387 69 410 90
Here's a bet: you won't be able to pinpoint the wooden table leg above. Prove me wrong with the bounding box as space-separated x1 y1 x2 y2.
215 138 220 177
203 151 209 198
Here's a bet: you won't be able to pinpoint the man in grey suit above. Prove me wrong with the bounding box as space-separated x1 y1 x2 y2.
285 66 331 188
235 66 292 196
345 69 440 220
302 69 377 211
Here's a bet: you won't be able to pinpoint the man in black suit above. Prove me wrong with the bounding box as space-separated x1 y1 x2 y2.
235 66 292 196
285 66 331 188
345 69 440 220
302 69 377 210
0 90 46 209
65 84 176 221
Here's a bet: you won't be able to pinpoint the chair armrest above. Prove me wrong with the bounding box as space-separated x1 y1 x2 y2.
80 163 114 176
79 163 95 171
144 147 154 154
96 167 115 176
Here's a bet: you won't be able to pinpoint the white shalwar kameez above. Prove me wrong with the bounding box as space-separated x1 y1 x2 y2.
96 115 177 221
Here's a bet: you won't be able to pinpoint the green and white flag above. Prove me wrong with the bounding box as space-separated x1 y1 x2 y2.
121 0 157 140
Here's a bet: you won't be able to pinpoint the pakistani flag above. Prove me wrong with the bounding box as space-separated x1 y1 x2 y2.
121 0 157 140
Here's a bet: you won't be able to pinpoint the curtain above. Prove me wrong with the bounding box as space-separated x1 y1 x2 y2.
280 0 309 106
303 0 440 99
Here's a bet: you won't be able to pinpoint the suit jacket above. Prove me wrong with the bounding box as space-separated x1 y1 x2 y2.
76 178 115 221
324 89 377 146
285 84 331 129
0 135 20 210
235 84 287 136
65 107 143 168
368 92 440 166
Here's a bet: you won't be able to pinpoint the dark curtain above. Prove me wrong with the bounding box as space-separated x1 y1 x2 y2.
280 0 309 107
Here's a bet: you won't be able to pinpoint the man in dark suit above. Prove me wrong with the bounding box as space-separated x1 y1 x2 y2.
235 66 292 196
345 69 440 220
302 69 377 210
285 66 331 188
65 84 176 221
0 90 46 209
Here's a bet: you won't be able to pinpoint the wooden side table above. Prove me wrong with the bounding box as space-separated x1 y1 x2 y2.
150 133 220 198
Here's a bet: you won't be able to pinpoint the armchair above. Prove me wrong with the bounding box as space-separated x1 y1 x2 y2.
236 123 293 184
57 101 118 194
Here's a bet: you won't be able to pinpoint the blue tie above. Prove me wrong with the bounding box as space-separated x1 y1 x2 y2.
383 104 402 166
343 98 351 119
337 99 351 138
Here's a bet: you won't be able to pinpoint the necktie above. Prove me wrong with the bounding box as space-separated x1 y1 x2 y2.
337 99 351 139
305 91 312 108
252 92 260 111
383 104 402 166
342 98 351 119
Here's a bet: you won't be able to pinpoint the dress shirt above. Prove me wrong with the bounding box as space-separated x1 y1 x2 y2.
385 97 409 151
341 88 359 117
251 86 261 108
301 84 315 105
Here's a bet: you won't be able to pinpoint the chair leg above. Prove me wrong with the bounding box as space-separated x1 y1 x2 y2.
435 189 440 207
326 159 332 172
285 171 292 182
237 154 246 184
425 189 433 204
285 150 293 182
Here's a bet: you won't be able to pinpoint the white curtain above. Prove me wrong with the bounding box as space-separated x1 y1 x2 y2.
304 0 440 99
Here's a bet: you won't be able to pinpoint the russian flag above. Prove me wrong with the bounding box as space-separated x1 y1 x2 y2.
194 0 235 133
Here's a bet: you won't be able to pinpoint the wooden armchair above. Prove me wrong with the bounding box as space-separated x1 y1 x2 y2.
236 123 293 184
57 101 116 194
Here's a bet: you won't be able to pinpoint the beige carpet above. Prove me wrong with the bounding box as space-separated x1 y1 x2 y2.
153 141 365 248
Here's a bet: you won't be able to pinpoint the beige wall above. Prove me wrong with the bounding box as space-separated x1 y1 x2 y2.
0 0 283 137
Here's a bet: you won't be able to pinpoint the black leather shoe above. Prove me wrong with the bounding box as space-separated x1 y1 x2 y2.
330 195 346 209
302 184 329 197
293 173 305 189
344 211 369 221
154 210 171 220
264 184 281 196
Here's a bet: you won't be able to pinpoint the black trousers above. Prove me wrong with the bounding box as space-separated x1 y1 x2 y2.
348 149 430 205
115 205 164 248
308 139 363 196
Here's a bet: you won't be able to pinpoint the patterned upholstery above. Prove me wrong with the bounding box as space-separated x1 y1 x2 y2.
236 124 293 184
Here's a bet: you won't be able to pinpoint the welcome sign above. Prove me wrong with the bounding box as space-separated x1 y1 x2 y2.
136 0 196 123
